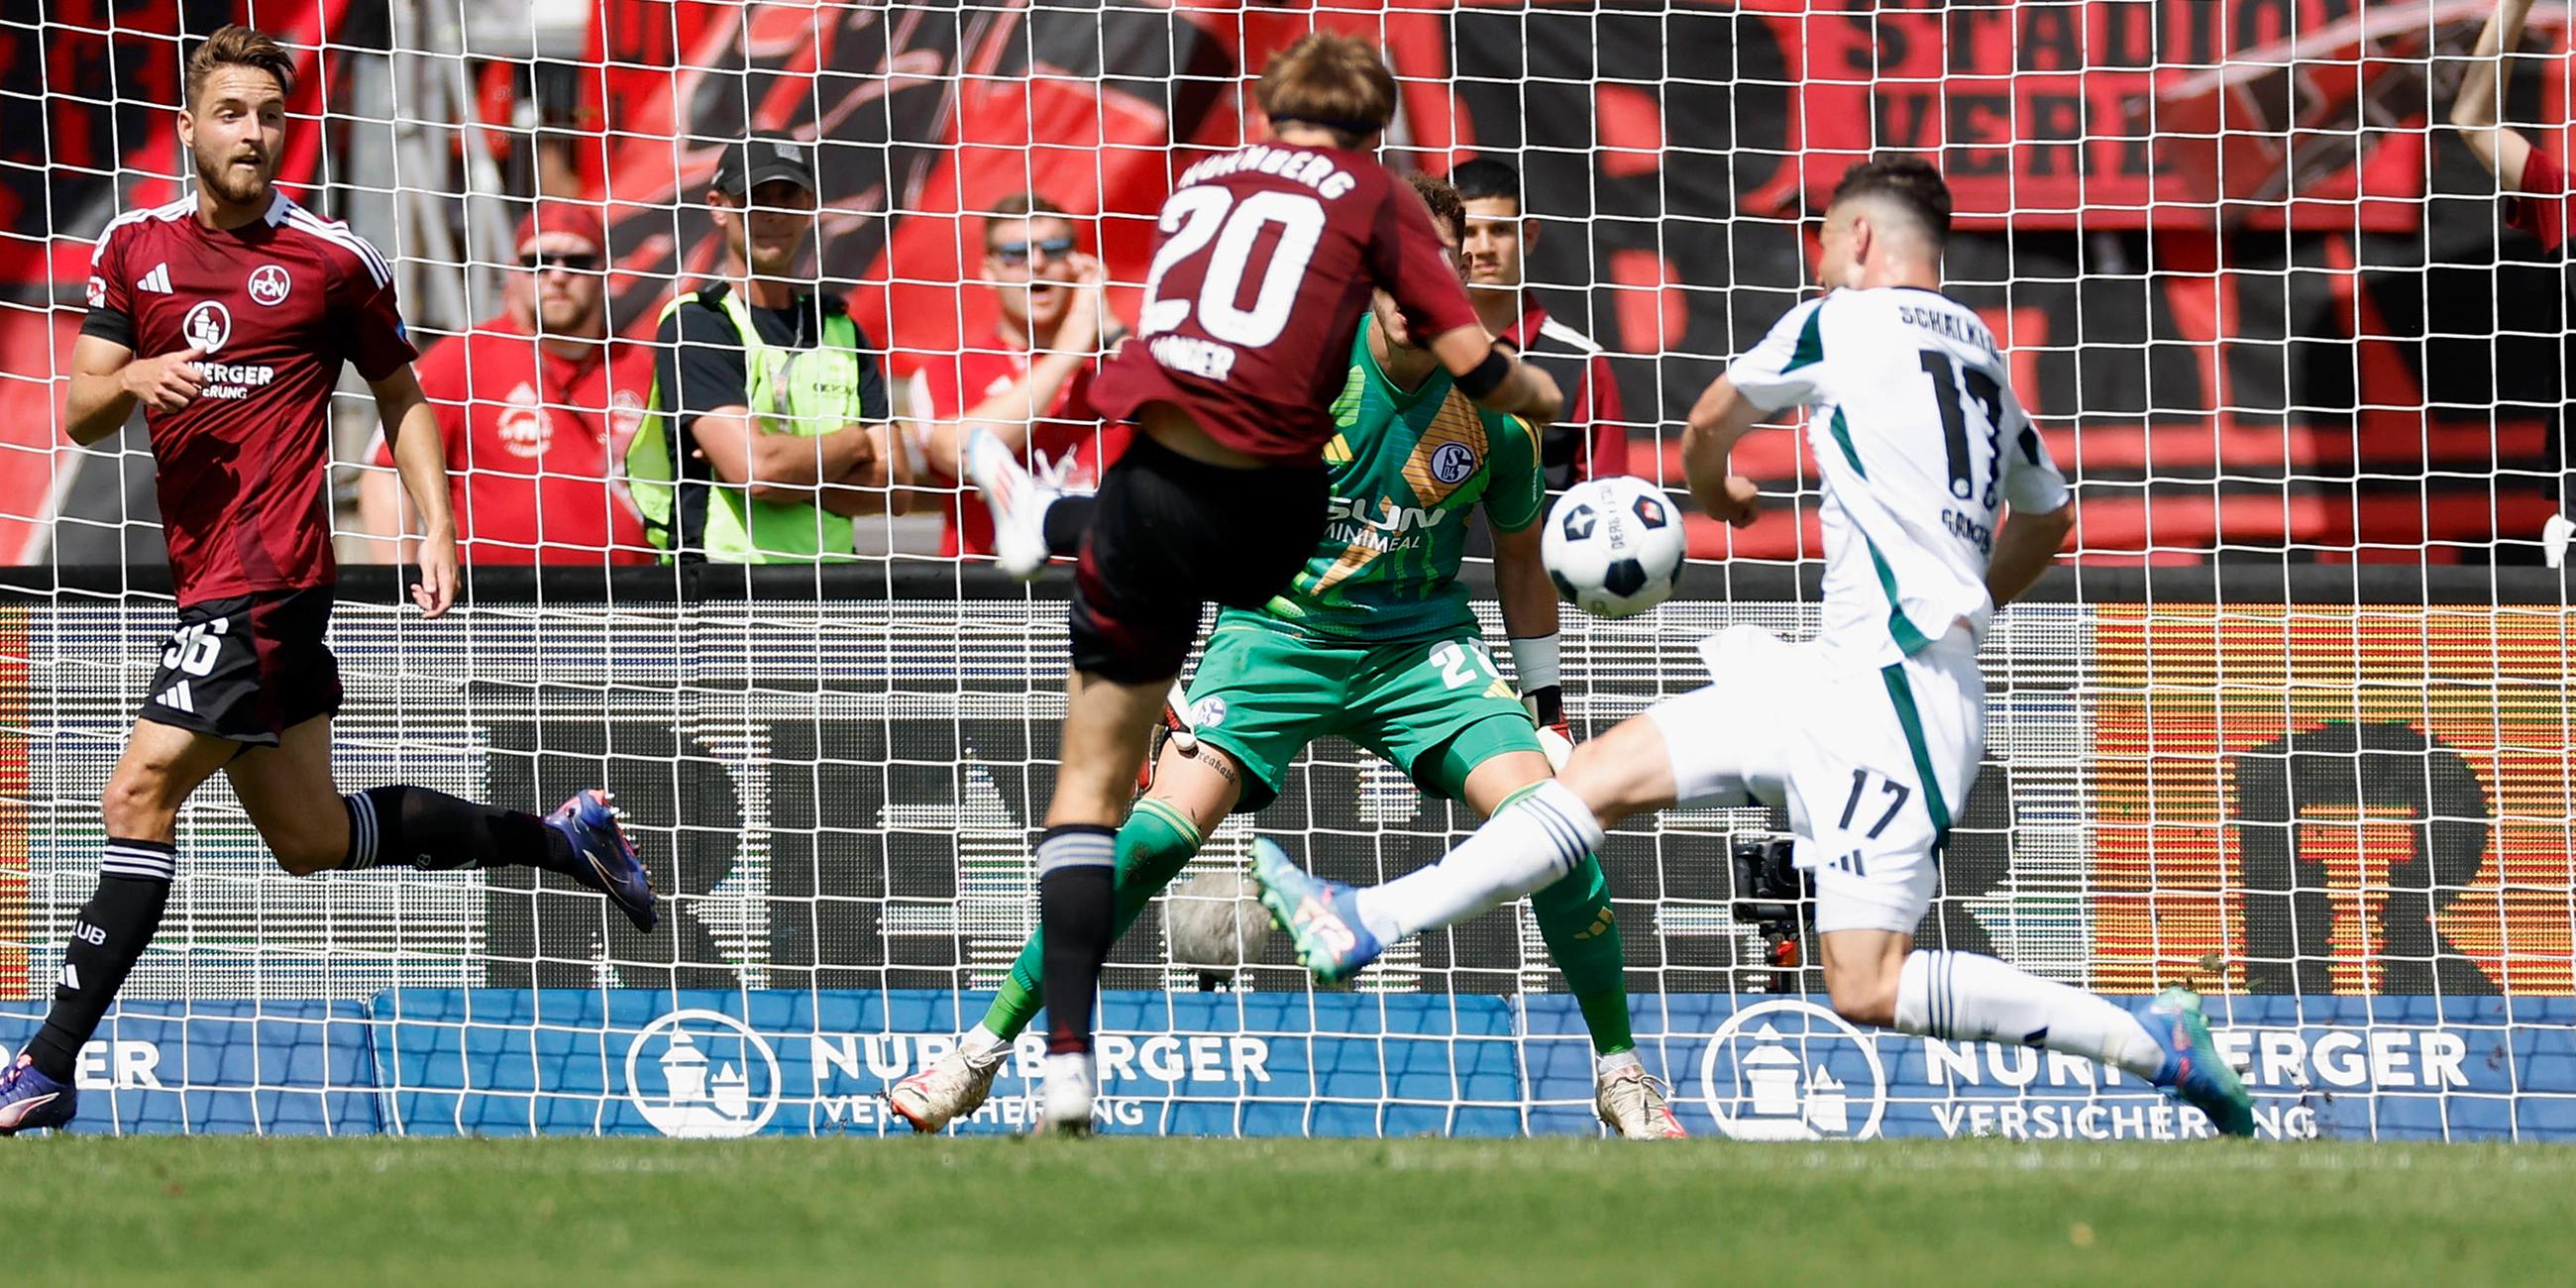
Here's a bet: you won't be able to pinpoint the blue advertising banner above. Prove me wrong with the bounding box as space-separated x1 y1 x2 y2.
0 1000 378 1135
30 990 2553 1140
371 989 1524 1138
1523 994 2576 1142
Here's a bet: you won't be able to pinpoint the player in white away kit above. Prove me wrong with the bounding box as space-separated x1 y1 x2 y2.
1254 157 2256 1136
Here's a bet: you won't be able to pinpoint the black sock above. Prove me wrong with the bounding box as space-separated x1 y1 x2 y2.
344 786 578 875
27 839 176 1081
1042 495 1096 558
1036 825 1117 1055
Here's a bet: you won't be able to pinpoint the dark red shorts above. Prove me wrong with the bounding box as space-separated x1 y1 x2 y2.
1069 434 1326 685
137 586 343 745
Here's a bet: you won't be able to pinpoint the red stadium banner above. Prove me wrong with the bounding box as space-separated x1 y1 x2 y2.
1784 0 2500 232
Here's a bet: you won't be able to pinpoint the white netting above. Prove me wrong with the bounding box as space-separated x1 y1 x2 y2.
0 1 2570 1140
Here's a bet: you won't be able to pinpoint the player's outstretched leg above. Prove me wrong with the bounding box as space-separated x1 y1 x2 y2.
1823 930 2254 1137
1255 771 1618 983
229 719 656 931
890 797 1206 1132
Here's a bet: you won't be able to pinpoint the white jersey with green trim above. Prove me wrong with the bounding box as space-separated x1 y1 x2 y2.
1725 285 2070 670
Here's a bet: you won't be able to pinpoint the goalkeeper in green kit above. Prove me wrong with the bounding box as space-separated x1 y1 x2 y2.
890 174 1684 1138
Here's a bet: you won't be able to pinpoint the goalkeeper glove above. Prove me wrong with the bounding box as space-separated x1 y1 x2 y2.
1522 684 1573 773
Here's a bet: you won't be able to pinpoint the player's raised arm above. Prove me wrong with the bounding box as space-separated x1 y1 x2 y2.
1676 374 1768 529
2453 0 2540 185
1428 326 1561 424
1683 295 1828 527
369 365 459 617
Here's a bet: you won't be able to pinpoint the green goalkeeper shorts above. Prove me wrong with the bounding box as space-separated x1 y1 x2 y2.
1179 616 1546 814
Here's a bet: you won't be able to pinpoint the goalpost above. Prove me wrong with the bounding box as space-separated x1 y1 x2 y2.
1 0 2571 1140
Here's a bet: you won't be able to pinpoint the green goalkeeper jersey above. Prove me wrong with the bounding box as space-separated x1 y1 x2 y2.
1224 315 1545 643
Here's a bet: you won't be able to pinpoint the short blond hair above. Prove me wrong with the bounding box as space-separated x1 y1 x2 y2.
186 25 294 111
1255 34 1396 142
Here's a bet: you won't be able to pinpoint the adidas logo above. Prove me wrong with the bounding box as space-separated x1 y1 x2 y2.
155 680 193 713
138 263 172 294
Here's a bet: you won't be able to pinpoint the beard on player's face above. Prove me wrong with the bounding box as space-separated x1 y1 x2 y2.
188 123 278 206
182 69 285 209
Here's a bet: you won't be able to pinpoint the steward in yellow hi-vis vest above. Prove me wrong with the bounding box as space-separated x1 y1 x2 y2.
629 137 907 563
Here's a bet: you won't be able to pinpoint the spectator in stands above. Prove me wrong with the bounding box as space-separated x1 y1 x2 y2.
626 138 912 564
908 194 1130 563
1450 158 1627 490
2452 0 2576 566
359 202 653 564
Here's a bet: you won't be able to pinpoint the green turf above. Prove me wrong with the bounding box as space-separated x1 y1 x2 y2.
6 1137 2570 1286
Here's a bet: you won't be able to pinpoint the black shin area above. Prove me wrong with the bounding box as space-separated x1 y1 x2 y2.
27 840 176 1081
343 785 577 875
1036 825 1118 1055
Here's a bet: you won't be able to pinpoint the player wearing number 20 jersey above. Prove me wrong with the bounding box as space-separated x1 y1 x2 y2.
1088 141 1477 465
957 34 1562 1135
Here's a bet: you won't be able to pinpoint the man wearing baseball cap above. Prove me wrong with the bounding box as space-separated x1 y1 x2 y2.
628 136 912 563
361 200 656 564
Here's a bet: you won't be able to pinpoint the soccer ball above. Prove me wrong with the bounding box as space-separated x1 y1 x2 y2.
1542 476 1686 618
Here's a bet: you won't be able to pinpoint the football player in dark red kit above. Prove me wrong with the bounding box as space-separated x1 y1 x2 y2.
0 25 655 1134
958 32 1561 1132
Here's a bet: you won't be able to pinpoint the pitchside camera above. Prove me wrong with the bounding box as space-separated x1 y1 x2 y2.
1729 834 1811 994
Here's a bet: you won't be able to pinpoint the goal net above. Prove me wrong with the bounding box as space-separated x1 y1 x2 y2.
1 0 2571 1141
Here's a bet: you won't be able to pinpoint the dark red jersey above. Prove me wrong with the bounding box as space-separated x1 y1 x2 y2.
81 189 418 605
1089 144 1479 465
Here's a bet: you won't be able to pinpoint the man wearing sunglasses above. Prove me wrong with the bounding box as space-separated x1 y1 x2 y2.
359 201 653 563
909 193 1130 563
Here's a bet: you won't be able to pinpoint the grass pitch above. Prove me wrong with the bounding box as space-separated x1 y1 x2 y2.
7 1137 2569 1286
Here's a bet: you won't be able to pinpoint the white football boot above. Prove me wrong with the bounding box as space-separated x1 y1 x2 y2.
1037 1050 1097 1137
961 426 1062 581
1594 1061 1688 1140
885 1044 1007 1133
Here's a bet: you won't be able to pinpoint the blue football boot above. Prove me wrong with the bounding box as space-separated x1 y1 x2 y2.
548 790 658 932
0 1054 75 1135
1251 838 1382 986
2141 986 2256 1137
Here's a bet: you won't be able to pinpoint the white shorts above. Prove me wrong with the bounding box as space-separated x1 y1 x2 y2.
1644 624 1985 935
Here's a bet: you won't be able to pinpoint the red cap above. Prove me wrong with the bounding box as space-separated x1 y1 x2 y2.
514 201 607 257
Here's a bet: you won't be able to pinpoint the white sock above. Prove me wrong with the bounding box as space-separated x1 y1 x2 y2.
961 1022 1009 1065
1595 1049 1643 1077
1893 950 2168 1081
1352 781 1602 941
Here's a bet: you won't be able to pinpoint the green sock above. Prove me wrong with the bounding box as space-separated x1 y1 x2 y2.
1528 850 1636 1058
979 798 1205 1042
